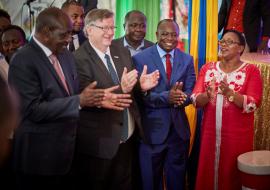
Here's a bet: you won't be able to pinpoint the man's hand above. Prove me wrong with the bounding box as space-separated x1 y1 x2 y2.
101 85 132 111
79 81 105 108
169 82 187 106
140 65 160 92
121 67 138 93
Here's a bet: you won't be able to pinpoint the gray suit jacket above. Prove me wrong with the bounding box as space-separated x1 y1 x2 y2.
8 39 80 175
74 40 143 159
113 36 154 53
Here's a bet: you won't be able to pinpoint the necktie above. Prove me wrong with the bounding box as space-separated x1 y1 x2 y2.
165 53 172 82
68 37 75 52
104 54 128 141
49 54 69 94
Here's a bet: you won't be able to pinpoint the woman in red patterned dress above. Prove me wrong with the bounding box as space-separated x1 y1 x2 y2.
192 30 263 190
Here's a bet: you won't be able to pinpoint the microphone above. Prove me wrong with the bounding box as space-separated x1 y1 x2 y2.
24 0 36 5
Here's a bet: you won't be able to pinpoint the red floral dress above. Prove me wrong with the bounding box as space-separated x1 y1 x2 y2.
191 61 262 190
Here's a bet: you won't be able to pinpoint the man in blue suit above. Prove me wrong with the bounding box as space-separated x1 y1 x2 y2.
133 19 196 190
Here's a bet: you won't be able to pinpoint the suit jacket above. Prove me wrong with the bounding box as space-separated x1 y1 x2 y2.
218 0 270 51
77 30 87 46
113 36 154 53
74 40 142 159
133 45 196 144
8 39 80 175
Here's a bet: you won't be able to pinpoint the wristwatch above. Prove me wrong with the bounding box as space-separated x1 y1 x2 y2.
228 91 235 102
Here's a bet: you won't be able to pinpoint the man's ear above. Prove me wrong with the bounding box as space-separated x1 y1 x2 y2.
40 26 51 42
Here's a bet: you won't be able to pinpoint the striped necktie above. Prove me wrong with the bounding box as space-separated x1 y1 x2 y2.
104 54 128 141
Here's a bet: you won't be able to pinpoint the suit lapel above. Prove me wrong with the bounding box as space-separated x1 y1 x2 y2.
86 42 116 85
170 49 182 85
57 54 74 95
110 46 125 82
151 46 167 83
30 40 69 95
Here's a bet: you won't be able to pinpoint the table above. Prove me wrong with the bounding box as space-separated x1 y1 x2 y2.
241 53 270 150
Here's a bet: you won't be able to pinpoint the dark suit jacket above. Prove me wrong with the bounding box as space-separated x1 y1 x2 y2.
8 39 80 175
113 36 154 53
133 45 196 144
74 40 142 159
77 30 87 46
218 0 270 51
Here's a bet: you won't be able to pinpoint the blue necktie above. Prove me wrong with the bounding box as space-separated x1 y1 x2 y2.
104 54 128 141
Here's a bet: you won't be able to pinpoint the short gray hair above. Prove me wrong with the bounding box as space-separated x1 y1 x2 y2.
83 8 114 37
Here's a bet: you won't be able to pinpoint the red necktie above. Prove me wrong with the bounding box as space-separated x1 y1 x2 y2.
49 54 69 94
165 54 172 81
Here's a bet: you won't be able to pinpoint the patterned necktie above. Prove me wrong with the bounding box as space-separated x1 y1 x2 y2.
104 54 128 141
49 54 69 94
165 53 172 82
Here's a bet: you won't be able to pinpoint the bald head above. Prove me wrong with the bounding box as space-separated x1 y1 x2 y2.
35 7 72 54
35 7 71 34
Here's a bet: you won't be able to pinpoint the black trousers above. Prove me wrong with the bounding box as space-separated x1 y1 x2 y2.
73 136 135 190
15 172 73 190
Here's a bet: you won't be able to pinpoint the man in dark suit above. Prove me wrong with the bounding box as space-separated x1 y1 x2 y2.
113 10 154 56
218 0 270 53
61 0 87 51
8 7 130 190
133 19 196 190
73 8 159 190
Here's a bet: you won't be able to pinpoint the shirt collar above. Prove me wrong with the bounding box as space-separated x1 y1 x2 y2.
156 44 174 59
123 37 145 50
89 41 111 60
33 35 52 57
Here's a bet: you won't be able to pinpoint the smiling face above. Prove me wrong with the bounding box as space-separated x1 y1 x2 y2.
63 4 84 34
219 32 245 59
1 28 26 61
44 16 72 54
86 16 115 52
156 21 179 52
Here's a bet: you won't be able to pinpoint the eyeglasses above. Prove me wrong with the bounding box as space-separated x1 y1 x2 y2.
90 24 117 32
218 39 240 46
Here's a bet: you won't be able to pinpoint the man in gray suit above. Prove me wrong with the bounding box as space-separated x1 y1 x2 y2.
8 7 130 190
73 8 159 190
113 10 154 56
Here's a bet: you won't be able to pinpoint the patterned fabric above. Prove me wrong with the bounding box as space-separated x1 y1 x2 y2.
192 61 262 190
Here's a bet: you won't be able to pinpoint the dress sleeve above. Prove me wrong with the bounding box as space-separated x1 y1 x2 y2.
242 64 263 113
191 63 208 106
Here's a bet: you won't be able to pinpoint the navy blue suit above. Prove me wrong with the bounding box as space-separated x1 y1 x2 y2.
133 45 195 190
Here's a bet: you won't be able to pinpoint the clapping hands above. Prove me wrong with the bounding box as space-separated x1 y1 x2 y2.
169 82 187 107
79 81 132 111
140 65 160 92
